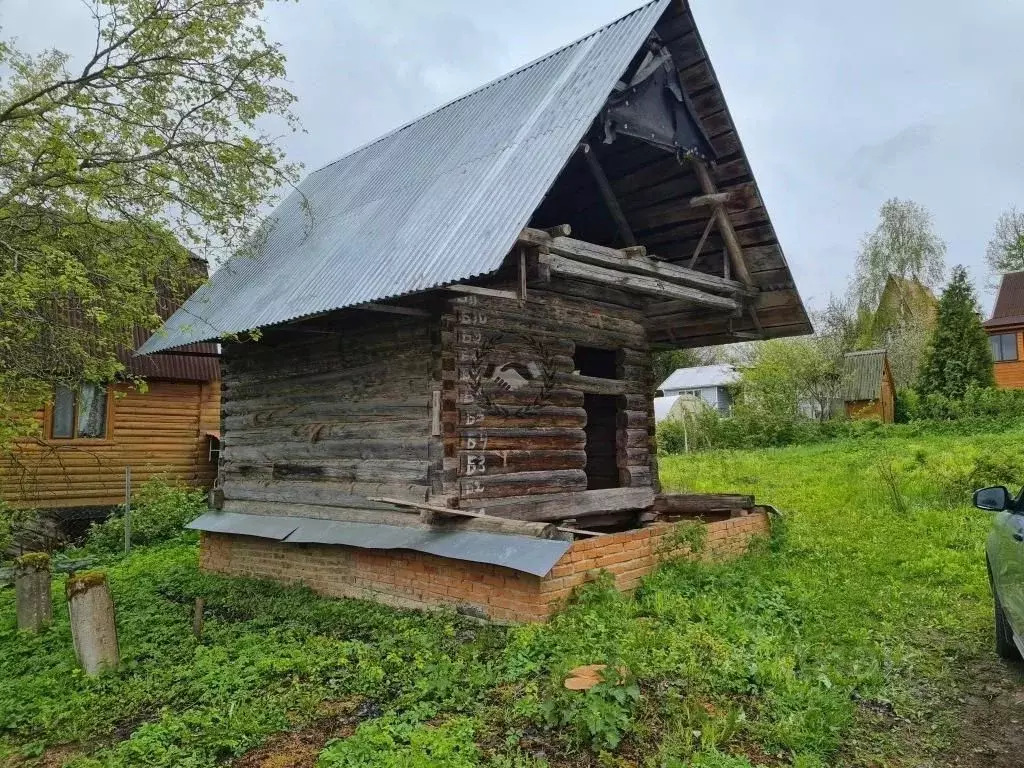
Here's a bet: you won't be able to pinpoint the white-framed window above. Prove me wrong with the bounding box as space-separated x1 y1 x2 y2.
51 383 109 440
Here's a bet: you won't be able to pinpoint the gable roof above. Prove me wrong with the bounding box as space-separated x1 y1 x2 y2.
985 271 1024 329
142 0 810 355
659 364 738 392
141 0 671 354
842 349 888 401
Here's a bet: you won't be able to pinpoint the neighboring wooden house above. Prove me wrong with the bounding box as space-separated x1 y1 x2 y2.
142 0 811 621
871 275 938 339
842 349 895 422
656 364 738 417
0 269 221 513
985 271 1024 389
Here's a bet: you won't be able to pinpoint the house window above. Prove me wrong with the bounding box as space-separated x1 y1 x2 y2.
990 333 1018 362
51 383 108 439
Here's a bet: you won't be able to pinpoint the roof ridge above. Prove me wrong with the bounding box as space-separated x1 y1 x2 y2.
311 0 665 176
847 348 886 356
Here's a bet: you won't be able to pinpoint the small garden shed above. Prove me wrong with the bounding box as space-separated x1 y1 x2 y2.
141 0 811 621
842 349 895 423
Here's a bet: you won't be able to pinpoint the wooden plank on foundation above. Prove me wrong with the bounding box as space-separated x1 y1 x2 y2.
653 493 754 515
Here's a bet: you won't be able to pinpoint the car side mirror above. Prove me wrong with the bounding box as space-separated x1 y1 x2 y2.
974 486 1013 512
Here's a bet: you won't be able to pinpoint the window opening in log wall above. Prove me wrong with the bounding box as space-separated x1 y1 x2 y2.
574 345 621 490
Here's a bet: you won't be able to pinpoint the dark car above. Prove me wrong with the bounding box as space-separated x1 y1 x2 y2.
974 486 1024 659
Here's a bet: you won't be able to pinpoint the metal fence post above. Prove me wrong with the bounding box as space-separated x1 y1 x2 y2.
124 465 132 554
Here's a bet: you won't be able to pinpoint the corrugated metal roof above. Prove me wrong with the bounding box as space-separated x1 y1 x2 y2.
990 271 1024 322
658 364 739 393
188 511 570 577
140 0 671 354
843 349 887 401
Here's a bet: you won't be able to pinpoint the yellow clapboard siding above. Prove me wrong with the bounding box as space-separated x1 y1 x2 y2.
1 379 221 508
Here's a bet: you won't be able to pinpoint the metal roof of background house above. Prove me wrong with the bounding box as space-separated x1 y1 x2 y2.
658 364 739 393
985 271 1024 329
842 349 888 401
140 0 672 354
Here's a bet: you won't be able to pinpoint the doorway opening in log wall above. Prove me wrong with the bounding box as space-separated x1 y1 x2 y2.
574 345 621 491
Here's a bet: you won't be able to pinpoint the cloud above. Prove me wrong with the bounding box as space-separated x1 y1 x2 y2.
851 123 937 189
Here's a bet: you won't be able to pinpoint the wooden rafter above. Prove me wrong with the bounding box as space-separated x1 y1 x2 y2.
579 143 637 246
690 158 754 286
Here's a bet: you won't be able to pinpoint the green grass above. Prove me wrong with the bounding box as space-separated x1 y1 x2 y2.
3 427 1021 767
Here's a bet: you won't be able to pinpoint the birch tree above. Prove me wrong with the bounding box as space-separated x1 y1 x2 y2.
0 0 300 445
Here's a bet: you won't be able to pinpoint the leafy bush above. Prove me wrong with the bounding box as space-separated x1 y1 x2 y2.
539 668 641 750
84 479 206 553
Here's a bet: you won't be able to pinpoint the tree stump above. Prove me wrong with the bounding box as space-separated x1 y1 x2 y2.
66 571 119 676
14 553 52 632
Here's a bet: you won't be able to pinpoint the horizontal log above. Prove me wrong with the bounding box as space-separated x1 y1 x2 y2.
653 493 755 515
463 487 655 522
522 229 752 297
225 438 430 463
619 466 652 487
369 497 567 539
456 450 587 475
453 407 587 430
539 254 739 311
558 373 630 396
222 479 430 508
458 469 586 500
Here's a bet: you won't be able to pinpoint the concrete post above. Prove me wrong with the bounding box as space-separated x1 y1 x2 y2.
14 553 52 632
66 571 119 676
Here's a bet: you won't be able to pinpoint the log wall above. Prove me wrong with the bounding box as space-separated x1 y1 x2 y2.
0 380 220 509
441 285 658 519
219 314 439 518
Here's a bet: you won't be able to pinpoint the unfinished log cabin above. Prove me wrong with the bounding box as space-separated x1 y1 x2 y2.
141 0 811 621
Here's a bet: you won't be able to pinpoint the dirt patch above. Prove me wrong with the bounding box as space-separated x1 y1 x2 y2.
940 655 1024 767
231 699 368 768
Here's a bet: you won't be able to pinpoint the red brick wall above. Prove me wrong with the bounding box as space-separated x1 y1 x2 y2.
200 512 771 623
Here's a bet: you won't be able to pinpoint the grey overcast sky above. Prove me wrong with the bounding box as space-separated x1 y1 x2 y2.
3 0 1023 313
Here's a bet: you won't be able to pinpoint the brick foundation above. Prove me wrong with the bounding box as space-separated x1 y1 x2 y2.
199 512 770 622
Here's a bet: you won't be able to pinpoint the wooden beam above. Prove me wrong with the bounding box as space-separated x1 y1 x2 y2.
690 192 731 207
445 284 519 301
519 228 752 297
544 224 572 238
517 246 528 303
691 158 755 286
461 487 656 523
558 373 629 396
579 143 637 246
360 303 430 317
654 493 754 515
370 497 604 537
687 215 717 268
539 253 739 311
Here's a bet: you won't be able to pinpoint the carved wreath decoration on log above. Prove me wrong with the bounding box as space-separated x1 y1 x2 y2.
465 331 560 418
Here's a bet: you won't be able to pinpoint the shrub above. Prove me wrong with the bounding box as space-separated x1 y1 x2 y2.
84 478 206 553
894 388 920 423
317 712 480 768
539 668 642 750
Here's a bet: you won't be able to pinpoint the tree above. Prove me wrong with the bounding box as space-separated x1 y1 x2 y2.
854 198 946 310
985 206 1024 285
0 0 299 443
739 338 843 424
917 266 994 400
